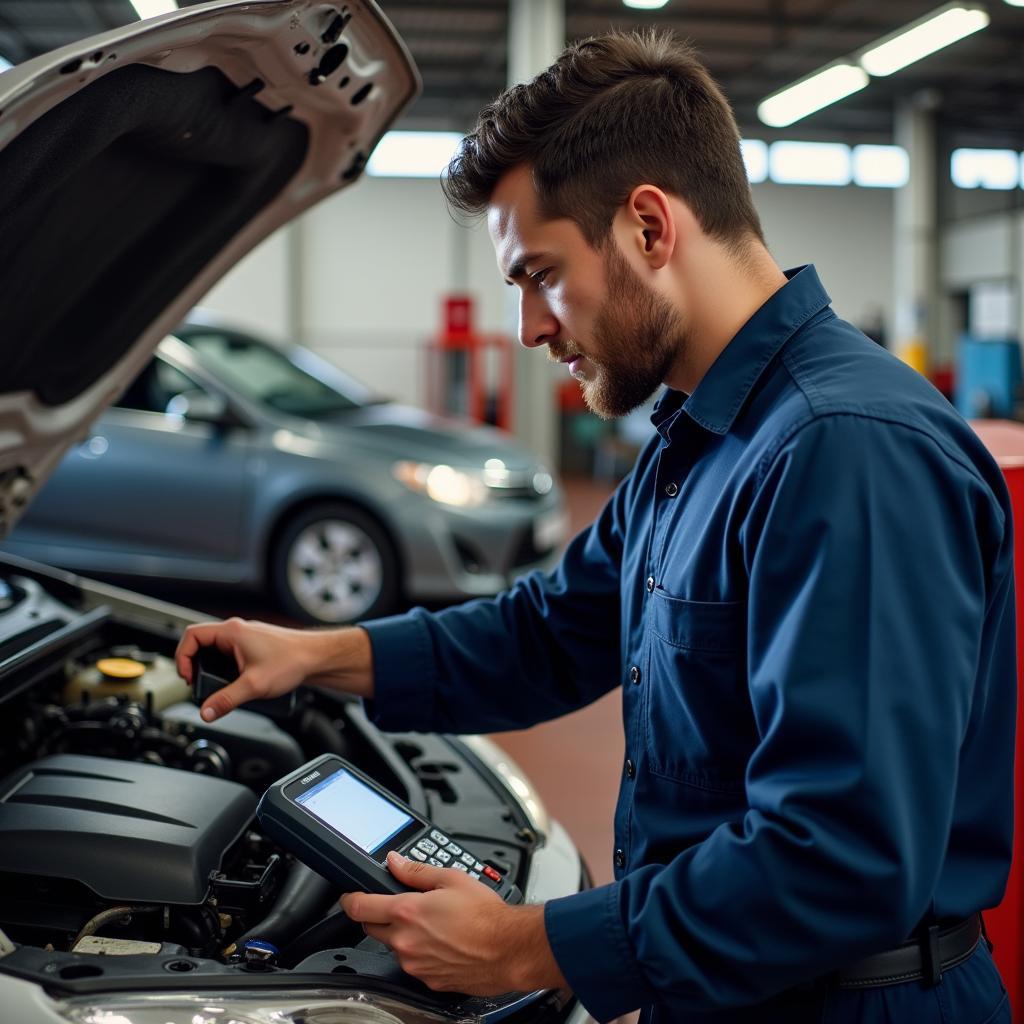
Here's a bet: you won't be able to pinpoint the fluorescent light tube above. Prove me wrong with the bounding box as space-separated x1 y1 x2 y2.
852 145 910 188
950 148 1020 190
740 139 768 184
130 0 178 18
769 142 852 187
1005 0 1024 6
859 4 989 77
622 0 670 8
0 55 12 73
366 131 465 178
758 64 868 128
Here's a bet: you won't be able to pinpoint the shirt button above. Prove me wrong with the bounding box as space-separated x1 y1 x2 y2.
625 758 635 778
664 482 678 497
614 848 626 869
646 576 655 593
629 665 640 685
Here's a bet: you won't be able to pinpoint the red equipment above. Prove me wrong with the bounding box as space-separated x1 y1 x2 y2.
973 419 1024 1020
426 295 515 431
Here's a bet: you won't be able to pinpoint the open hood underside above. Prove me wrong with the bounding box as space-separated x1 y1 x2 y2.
0 0 419 537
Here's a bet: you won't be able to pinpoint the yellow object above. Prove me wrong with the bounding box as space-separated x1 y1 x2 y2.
96 658 146 680
898 338 929 376
62 653 191 711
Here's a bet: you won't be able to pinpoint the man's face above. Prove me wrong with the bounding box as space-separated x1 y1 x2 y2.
488 165 685 419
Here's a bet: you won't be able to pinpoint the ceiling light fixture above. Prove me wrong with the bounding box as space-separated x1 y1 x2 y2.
129 0 179 19
757 63 869 128
859 3 989 77
622 0 670 8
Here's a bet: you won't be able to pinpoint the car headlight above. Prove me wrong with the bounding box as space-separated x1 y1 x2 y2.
392 462 488 508
56 990 451 1024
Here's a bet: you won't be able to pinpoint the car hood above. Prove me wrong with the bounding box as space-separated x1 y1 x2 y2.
321 404 547 471
0 0 420 539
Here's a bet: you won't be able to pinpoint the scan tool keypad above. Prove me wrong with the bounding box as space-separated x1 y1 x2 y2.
404 829 503 886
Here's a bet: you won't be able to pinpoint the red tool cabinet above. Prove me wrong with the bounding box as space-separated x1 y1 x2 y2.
972 420 1024 1020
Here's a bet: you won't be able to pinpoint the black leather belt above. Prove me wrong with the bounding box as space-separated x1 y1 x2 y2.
835 914 983 989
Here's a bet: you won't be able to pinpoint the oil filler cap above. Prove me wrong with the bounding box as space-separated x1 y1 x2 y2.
96 657 147 680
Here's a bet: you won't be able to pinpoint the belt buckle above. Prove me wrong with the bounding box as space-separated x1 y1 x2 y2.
921 923 942 987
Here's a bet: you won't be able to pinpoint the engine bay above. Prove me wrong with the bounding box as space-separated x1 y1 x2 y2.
0 556 571 1019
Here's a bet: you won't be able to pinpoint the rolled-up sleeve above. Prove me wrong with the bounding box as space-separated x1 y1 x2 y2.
543 413 1014 1021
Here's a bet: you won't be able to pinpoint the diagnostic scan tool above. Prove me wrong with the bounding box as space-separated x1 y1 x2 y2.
257 754 522 902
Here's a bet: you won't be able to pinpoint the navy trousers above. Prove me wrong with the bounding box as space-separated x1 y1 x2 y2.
640 941 1011 1023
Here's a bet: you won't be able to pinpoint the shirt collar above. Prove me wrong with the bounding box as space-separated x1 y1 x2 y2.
651 264 831 438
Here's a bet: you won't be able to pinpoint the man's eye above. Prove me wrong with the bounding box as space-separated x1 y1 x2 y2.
531 268 552 286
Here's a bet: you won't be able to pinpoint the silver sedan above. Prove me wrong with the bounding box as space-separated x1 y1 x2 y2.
3 320 567 625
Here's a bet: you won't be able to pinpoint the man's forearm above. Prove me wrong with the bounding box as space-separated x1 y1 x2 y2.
306 625 375 698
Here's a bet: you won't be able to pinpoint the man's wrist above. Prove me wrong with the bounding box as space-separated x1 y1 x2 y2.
304 625 374 698
502 903 567 993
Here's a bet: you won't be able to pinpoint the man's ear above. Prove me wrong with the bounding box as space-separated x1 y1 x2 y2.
620 184 677 271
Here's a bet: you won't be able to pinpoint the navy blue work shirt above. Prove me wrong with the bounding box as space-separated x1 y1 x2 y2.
363 266 1016 1022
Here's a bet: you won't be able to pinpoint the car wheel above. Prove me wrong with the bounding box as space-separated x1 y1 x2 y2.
272 503 399 625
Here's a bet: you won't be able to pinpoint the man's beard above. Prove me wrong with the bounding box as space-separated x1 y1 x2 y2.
573 245 685 419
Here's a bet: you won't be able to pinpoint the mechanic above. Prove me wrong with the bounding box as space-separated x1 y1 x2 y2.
176 31 1016 1024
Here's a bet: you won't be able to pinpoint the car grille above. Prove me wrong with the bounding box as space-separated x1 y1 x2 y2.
487 484 543 501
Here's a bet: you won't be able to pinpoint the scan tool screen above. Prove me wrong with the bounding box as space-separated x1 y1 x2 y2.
294 767 414 854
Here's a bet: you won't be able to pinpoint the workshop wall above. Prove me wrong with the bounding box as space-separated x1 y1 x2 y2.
201 177 897 412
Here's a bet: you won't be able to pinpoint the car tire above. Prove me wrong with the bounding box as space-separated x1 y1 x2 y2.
271 502 399 625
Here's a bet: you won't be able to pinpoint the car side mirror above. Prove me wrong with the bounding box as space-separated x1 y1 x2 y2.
166 389 229 425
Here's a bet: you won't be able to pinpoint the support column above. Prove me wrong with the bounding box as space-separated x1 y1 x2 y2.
507 0 564 468
893 92 941 373
285 217 306 344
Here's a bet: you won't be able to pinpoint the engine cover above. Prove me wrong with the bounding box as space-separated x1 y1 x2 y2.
0 753 256 904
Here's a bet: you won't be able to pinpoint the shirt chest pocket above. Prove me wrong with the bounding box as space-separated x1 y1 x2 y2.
643 591 755 794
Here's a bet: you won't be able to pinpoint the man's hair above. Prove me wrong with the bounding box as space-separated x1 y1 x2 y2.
442 30 764 252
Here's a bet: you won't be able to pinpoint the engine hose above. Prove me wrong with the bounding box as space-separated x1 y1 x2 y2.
298 708 348 757
71 905 160 951
233 861 337 953
279 906 364 969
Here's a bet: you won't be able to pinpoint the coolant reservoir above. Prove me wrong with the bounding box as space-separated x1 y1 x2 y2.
62 651 191 711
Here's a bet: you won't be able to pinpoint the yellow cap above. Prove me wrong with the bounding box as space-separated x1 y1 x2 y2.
96 657 147 680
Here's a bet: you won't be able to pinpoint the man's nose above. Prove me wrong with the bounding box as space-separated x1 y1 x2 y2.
518 297 557 350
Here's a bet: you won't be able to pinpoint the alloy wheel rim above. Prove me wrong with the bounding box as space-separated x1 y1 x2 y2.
287 519 384 622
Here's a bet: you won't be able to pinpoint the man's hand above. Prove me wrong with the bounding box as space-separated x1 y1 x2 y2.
340 852 567 995
174 617 373 721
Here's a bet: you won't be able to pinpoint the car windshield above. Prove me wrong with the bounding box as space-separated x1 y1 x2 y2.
179 329 372 418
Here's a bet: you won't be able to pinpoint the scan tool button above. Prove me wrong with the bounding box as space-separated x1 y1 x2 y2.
469 871 481 880
460 852 475 866
473 861 486 873
430 830 449 846
446 843 463 856
483 866 502 883
436 849 452 864
451 861 469 872
409 848 428 862
428 857 444 867
417 838 438 855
